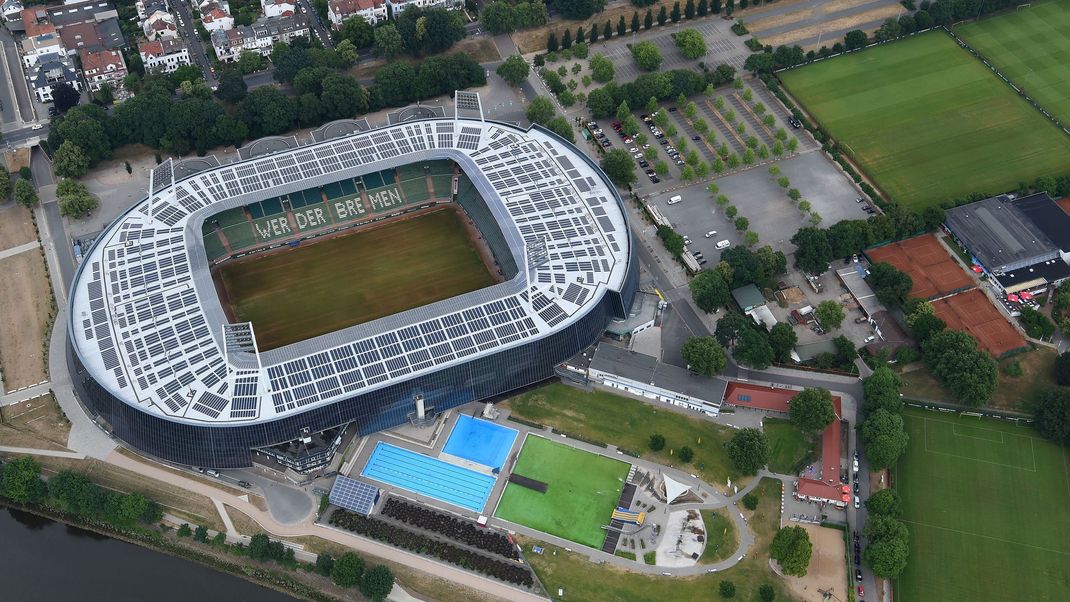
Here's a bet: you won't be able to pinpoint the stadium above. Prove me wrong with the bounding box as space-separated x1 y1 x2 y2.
67 96 638 469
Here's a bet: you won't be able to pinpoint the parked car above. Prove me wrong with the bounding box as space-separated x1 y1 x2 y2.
683 236 692 245
651 176 661 184
206 469 221 478
238 480 252 488
858 585 865 598
601 140 611 147
853 496 860 509
675 159 686 166
632 152 643 159
639 160 649 168
705 230 717 238
856 569 863 582
788 116 802 128
624 137 634 144
692 135 701 141
669 107 677 112
628 147 639 153
659 138 669 144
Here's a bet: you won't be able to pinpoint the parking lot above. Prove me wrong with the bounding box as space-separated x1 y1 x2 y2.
598 19 751 83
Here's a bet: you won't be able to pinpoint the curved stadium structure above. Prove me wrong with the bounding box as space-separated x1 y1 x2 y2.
68 107 638 469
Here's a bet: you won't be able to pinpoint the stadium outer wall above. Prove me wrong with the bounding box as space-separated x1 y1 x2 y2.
66 124 640 469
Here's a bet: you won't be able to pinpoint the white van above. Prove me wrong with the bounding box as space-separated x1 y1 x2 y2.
667 195 682 205
715 240 730 250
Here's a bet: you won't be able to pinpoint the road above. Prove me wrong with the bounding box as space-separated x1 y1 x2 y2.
170 0 218 88
296 0 334 48
0 27 36 126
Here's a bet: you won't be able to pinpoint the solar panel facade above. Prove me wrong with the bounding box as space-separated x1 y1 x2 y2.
329 476 379 515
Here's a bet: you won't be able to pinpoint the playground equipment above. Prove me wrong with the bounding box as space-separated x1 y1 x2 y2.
611 507 646 525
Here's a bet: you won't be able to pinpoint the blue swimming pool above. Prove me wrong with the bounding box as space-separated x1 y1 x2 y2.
443 415 518 470
360 442 496 512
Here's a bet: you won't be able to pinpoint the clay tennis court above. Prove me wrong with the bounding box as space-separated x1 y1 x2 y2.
866 234 975 299
931 289 1026 357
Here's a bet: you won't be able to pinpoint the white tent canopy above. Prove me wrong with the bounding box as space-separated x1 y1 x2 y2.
663 474 692 504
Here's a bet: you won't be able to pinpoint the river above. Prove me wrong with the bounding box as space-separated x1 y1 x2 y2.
0 506 297 601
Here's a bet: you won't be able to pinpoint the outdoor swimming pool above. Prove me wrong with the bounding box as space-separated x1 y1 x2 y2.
360 442 496 512
442 415 518 470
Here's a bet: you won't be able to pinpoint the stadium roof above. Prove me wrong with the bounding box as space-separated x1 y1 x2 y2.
69 114 631 426
944 193 1065 274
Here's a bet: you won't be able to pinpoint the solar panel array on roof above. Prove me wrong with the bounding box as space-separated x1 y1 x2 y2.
329 476 379 516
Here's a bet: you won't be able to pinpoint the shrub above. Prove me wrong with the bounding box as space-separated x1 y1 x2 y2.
742 493 759 510
649 433 666 451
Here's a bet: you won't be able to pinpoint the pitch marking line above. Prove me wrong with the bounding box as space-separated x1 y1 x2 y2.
902 520 1070 556
923 419 1036 472
952 423 1005 443
917 414 1045 440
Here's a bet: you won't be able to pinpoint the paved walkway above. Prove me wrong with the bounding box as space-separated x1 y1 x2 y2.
0 239 40 260
0 382 51 407
0 445 85 459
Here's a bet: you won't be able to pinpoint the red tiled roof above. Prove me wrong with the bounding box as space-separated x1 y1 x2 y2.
797 478 843 501
79 49 124 73
21 7 53 37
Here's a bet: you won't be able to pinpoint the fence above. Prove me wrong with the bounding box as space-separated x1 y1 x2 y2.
904 399 1033 423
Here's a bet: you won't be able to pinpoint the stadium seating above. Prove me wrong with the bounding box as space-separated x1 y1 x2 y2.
204 207 257 253
203 231 228 262
456 174 518 279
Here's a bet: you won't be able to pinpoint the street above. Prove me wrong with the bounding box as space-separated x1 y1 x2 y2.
0 27 36 126
170 0 218 88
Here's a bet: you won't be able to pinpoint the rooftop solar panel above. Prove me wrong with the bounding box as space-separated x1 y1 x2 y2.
329 476 379 515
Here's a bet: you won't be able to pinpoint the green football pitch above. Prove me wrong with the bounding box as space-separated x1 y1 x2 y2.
957 0 1070 126
780 32 1070 210
894 408 1070 601
216 208 496 350
494 435 630 549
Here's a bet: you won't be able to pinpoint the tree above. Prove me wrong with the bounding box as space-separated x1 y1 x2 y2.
601 149 637 186
631 42 663 71
375 23 404 58
239 86 296 138
53 82 80 113
868 263 913 308
590 54 614 82
526 95 555 125
860 409 909 470
657 225 685 256
844 29 868 50
631 11 641 32
562 29 573 49
54 141 90 178
332 551 365 588
790 227 832 275
682 336 727 376
14 179 38 208
744 52 776 74
865 488 901 518
618 14 627 35
768 322 798 363
57 178 99 218
340 15 375 47
719 580 736 598
908 311 945 345
675 28 707 59
735 328 774 369
726 427 769 475
689 271 730 312
758 584 776 602
0 167 9 201
177 523 193 537
671 0 681 22
863 365 903 415
359 565 395 601
715 311 753 347
770 526 813 577
863 535 909 578
496 55 530 87
922 329 998 406
1055 352 1070 386
1033 387 1070 445
237 49 264 75
0 457 45 504
644 8 653 29
658 5 668 24
649 433 666 451
315 553 335 576
814 300 845 330
194 525 209 542
789 388 836 434
1020 306 1055 339
215 68 247 103
677 446 695 462
556 0 606 20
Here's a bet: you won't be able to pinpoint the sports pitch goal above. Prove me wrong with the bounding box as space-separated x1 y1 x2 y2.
780 32 1070 210
894 407 1070 601
216 208 498 351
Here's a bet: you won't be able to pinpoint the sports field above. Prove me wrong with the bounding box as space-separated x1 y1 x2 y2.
957 0 1070 126
217 208 497 350
894 407 1070 601
780 32 1070 209
495 435 630 549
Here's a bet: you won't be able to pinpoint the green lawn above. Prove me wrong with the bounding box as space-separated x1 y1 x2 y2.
780 32 1070 209
504 383 741 487
900 347 1057 413
699 509 738 564
894 408 1070 601
957 0 1070 126
764 418 815 474
495 435 630 549
516 478 790 602
217 209 495 350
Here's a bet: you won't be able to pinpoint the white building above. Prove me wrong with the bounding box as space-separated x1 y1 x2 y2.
139 38 191 73
31 54 82 102
211 14 309 62
21 31 64 69
327 0 386 28
261 0 295 18
584 345 726 417
1 0 23 22
385 0 458 15
142 10 178 40
134 0 168 20
79 47 126 92
199 0 233 31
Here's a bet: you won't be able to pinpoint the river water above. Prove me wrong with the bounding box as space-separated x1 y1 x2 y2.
0 506 297 601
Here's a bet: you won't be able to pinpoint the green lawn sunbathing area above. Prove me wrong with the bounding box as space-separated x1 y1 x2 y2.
894 407 1070 601
780 32 1070 209
957 0 1070 126
495 435 629 549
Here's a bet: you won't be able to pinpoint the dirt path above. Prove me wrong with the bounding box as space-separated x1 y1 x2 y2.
0 204 36 250
781 523 848 601
0 249 53 389
758 5 901 47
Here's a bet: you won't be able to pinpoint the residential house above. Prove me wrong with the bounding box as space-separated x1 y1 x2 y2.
211 14 309 62
21 31 64 69
31 54 82 102
261 0 295 18
139 38 191 73
135 0 167 20
385 0 458 15
327 0 386 28
20 6 53 36
79 48 126 93
59 21 105 54
199 0 233 31
1 0 23 22
143 10 178 40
